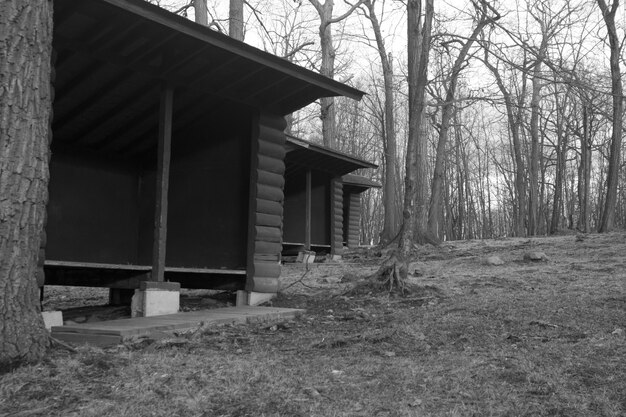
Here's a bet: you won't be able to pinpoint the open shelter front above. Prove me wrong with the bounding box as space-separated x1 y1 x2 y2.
282 137 377 258
42 0 363 295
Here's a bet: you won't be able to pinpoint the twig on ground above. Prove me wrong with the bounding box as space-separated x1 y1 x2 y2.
281 264 313 291
49 336 78 353
1 406 53 417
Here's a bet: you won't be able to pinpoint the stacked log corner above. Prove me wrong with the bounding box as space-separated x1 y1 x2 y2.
347 193 361 248
330 178 343 257
246 113 286 293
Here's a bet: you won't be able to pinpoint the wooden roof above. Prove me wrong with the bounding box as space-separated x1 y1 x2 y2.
342 174 381 193
52 0 364 157
285 136 378 178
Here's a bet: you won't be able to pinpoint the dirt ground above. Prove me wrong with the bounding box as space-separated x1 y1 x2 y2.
2 232 626 417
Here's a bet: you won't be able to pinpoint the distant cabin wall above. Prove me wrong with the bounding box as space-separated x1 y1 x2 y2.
282 172 306 244
330 178 343 256
246 112 287 293
343 191 361 248
283 171 331 247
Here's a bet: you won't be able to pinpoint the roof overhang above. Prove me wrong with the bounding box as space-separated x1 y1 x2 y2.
54 0 364 114
342 174 382 193
52 0 365 158
285 136 378 178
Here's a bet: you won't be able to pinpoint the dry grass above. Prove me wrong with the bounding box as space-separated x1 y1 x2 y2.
1 233 625 416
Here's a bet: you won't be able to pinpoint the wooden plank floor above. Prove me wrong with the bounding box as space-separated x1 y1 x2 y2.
51 306 303 347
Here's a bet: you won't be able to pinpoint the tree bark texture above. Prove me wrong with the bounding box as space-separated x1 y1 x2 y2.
401 0 433 253
0 0 53 366
597 0 622 233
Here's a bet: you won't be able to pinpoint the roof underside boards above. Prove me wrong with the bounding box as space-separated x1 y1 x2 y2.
285 136 378 179
52 0 365 158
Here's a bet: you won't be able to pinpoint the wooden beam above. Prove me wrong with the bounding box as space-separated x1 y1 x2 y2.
305 169 311 251
151 84 174 282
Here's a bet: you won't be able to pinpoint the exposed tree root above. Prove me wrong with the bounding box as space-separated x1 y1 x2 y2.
368 249 409 294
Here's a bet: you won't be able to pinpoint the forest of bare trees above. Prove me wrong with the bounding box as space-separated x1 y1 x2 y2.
100 0 626 244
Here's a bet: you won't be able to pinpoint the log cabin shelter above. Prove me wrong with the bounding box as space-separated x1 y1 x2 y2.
282 136 378 258
42 0 365 297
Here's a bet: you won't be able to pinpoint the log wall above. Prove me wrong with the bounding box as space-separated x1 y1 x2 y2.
246 112 286 293
330 178 343 256
345 192 361 248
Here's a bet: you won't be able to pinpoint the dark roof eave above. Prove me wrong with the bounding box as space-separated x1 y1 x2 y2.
286 136 378 170
102 0 365 102
342 174 382 189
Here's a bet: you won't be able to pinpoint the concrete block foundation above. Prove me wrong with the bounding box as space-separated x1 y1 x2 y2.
42 311 63 331
296 250 316 264
131 281 180 318
236 291 276 306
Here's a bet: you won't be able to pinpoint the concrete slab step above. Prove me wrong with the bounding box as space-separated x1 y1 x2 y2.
51 306 303 347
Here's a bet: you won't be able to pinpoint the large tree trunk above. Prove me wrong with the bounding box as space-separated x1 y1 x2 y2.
0 0 53 367
400 0 433 253
597 0 622 233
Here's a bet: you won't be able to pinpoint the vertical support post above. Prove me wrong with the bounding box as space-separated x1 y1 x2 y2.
305 169 312 251
151 84 174 282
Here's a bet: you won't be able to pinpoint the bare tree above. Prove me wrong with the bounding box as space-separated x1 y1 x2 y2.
526 9 548 236
548 77 573 234
596 0 622 233
482 40 528 237
427 0 500 240
401 0 434 250
360 0 401 243
308 0 363 147
229 0 244 40
195 0 208 25
0 0 52 368
369 0 433 291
